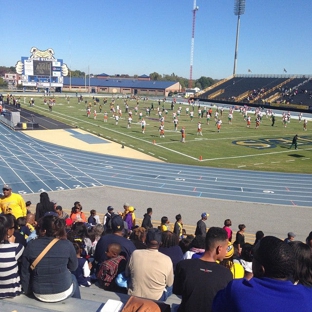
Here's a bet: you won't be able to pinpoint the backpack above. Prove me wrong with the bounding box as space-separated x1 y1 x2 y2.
97 255 126 288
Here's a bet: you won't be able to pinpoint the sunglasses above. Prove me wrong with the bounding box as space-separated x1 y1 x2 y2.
2 188 10 191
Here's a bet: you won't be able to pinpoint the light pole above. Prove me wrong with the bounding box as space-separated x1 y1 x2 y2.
233 0 246 76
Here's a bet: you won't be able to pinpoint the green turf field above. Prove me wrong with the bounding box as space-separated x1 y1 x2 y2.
19 95 312 173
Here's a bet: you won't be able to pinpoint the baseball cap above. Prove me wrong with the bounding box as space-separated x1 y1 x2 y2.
3 184 11 190
107 206 114 211
224 241 234 259
288 232 296 238
124 203 130 207
111 215 124 232
201 212 209 218
146 228 162 246
128 206 135 212
44 211 58 217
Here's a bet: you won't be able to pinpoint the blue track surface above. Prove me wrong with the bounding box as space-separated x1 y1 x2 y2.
0 123 311 207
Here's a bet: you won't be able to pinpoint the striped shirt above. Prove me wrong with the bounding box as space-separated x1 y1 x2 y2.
0 242 24 298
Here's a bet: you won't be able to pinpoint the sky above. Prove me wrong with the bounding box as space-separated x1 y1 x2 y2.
1 0 311 80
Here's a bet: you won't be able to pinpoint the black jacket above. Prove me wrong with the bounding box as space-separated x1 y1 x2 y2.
141 213 153 229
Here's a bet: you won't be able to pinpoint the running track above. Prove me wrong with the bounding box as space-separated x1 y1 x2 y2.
0 123 311 207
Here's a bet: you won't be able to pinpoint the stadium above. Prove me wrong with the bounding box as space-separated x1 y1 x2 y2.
1 0 312 310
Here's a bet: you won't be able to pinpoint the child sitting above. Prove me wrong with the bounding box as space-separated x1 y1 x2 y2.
97 243 127 293
17 213 37 242
72 242 92 287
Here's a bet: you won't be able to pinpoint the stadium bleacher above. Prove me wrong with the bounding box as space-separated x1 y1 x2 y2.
197 75 312 108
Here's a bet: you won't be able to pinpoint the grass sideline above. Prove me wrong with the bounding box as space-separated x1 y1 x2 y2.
18 95 312 174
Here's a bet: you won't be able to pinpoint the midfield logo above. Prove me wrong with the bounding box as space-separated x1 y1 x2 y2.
233 136 312 149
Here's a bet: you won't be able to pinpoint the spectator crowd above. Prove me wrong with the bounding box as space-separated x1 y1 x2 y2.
0 185 312 312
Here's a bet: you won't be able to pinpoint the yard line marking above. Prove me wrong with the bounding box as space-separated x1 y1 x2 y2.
148 152 155 156
286 160 295 162
159 157 167 161
138 148 144 151
271 161 280 163
254 163 263 165
301 158 310 160
237 165 246 168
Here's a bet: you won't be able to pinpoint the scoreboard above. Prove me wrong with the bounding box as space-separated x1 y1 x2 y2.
20 57 65 88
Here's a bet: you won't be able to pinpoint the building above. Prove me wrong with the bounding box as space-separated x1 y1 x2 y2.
63 77 181 97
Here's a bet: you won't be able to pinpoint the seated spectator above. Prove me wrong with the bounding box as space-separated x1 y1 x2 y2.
213 236 312 312
159 231 183 270
306 231 312 248
219 242 244 279
130 227 147 249
103 206 116 233
234 243 253 280
179 235 194 255
21 215 80 302
55 205 69 220
173 227 232 312
160 216 170 232
35 192 55 221
0 215 24 298
127 228 174 301
289 241 312 287
87 224 104 257
88 209 100 226
5 214 26 247
17 213 37 243
123 206 136 230
94 215 136 267
72 242 92 287
67 222 91 257
70 201 87 223
97 243 127 293
183 235 206 259
25 201 32 215
284 231 296 243
141 207 153 230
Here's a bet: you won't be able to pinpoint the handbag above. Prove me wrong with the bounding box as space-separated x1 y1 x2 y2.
30 238 59 270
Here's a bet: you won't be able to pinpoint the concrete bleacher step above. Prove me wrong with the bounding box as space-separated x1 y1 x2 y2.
80 283 181 307
1 284 181 312
2 294 104 312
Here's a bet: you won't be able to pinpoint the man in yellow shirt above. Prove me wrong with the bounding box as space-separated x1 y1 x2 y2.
0 184 26 219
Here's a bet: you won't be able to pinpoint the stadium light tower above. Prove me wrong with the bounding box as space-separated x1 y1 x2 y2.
233 0 246 76
189 0 199 88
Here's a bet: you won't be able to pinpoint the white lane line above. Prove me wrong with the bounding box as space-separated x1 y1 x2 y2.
14 132 95 188
3 133 71 189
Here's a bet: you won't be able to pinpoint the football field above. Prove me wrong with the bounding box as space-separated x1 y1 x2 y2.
18 95 312 173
